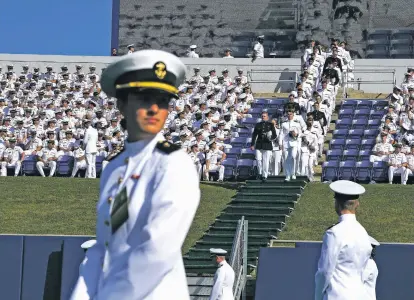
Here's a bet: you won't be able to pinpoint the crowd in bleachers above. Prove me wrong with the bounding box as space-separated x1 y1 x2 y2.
323 68 414 184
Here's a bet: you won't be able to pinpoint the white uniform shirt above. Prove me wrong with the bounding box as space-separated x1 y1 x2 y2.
209 260 235 300
70 134 200 300
279 120 302 148
253 42 264 58
388 152 407 166
187 51 199 58
73 148 85 160
83 126 98 154
206 149 223 165
2 146 23 163
372 142 394 154
37 148 58 161
315 214 372 300
406 154 414 170
362 258 378 300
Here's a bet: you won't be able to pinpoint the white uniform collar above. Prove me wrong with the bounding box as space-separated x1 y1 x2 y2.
124 132 163 155
339 214 356 222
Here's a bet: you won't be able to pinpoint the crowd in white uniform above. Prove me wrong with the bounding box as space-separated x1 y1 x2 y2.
368 69 414 184
0 64 121 178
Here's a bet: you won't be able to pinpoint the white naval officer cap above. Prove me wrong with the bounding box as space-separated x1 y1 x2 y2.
329 180 365 200
81 239 97 249
100 49 186 99
190 45 197 49
369 236 380 246
210 248 227 256
127 44 134 48
257 35 265 39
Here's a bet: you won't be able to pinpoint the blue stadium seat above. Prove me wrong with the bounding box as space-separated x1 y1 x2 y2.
361 139 376 150
358 150 371 161
347 129 364 139
356 100 373 109
333 129 348 139
363 129 379 139
355 161 372 182
326 149 342 161
252 99 269 108
330 139 345 151
239 148 256 160
248 107 264 118
268 99 286 109
369 110 385 120
338 161 356 181
222 158 237 180
236 159 256 180
341 99 358 109
240 118 260 128
345 138 362 150
371 161 389 182
343 149 359 162
351 119 368 129
56 155 74 177
367 119 381 129
322 161 339 182
371 100 388 110
336 119 352 130
236 127 254 138
22 155 38 176
96 156 105 177
338 108 353 119
224 147 241 160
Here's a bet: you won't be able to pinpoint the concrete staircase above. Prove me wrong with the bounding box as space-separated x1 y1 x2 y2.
185 176 308 298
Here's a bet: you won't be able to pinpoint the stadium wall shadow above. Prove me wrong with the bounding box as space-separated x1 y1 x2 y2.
255 241 414 300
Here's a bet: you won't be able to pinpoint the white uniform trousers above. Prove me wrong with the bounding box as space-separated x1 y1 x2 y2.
255 149 272 179
85 152 97 178
203 164 224 181
283 146 298 178
388 166 406 183
369 155 388 163
270 149 282 176
195 162 202 180
36 161 57 177
300 151 316 181
71 160 87 177
1 161 21 176
403 168 413 185
295 149 301 175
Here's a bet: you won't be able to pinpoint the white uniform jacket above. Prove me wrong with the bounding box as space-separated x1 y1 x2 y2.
209 260 235 300
315 214 372 300
70 133 200 300
362 258 379 300
83 126 98 154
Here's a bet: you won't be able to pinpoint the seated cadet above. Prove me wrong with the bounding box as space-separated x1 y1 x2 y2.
188 142 202 180
203 141 226 182
402 144 414 185
387 144 407 184
71 143 87 178
36 140 58 177
1 138 25 176
369 132 394 162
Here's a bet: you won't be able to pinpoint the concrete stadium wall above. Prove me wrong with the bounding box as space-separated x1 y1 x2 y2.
1 54 413 93
255 241 414 300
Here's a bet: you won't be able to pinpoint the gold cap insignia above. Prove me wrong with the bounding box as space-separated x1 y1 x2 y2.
154 62 167 80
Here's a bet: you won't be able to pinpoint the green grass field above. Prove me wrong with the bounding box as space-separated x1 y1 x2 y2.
0 178 235 253
278 183 414 243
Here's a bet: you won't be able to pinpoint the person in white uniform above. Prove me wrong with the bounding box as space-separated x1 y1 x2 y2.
187 45 200 58
71 143 87 178
362 236 380 300
203 141 226 182
83 120 98 178
36 140 58 177
127 44 134 55
387 144 407 184
70 49 200 300
315 180 372 300
1 138 25 176
279 110 302 181
252 35 264 61
209 248 235 300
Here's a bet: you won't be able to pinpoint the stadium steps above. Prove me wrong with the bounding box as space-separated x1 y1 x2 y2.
186 176 307 298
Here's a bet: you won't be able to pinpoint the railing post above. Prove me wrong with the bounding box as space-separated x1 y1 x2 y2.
242 220 248 300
